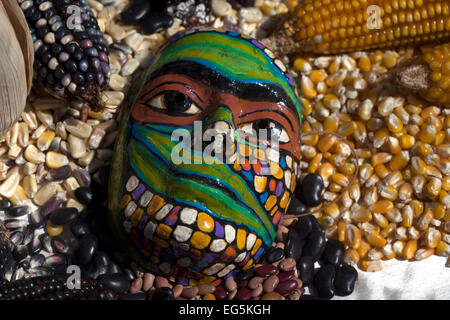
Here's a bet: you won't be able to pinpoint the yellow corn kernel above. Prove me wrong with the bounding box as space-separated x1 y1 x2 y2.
421 106 440 119
393 240 406 257
418 124 437 143
405 104 422 114
351 206 373 223
310 69 327 83
373 128 389 148
353 121 367 144
410 200 424 218
401 205 414 228
417 142 433 157
357 149 372 159
435 241 450 257
323 115 339 133
394 105 410 124
24 145 45 164
367 118 383 131
384 170 403 187
46 152 69 169
328 58 340 74
363 187 378 207
302 121 313 133
424 228 442 249
389 151 409 171
365 230 387 249
308 153 323 173
357 240 371 260
338 163 355 176
361 259 382 272
302 133 319 146
300 75 317 99
372 152 392 167
323 94 341 111
380 222 396 238
358 56 371 72
359 163 374 184
398 182 413 202
300 145 317 160
343 248 360 265
317 162 335 181
329 182 343 193
373 212 389 229
403 239 418 260
399 134 415 149
358 99 374 120
436 144 450 159
382 244 396 260
414 248 434 261
326 69 347 87
378 185 398 201
324 203 340 220
37 130 55 151
301 97 313 116
443 176 450 191
434 131 446 146
46 221 63 237
386 113 404 133
317 134 337 153
338 221 346 242
416 208 434 231
383 51 398 68
337 121 356 137
331 173 349 187
372 200 394 214
432 203 446 220
293 58 311 73
387 137 401 155
345 224 362 249
425 177 442 199
425 165 443 179
411 156 427 175
374 164 391 179
440 190 450 207
406 124 420 136
10 185 26 206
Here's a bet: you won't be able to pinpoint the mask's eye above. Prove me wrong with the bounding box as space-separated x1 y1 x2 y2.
145 91 201 115
238 120 290 143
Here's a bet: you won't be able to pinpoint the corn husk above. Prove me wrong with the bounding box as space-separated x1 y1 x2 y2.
0 0 34 135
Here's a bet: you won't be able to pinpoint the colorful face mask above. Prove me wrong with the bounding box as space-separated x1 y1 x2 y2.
108 29 302 285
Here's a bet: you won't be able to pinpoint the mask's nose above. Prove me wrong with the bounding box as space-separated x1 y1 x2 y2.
193 105 237 163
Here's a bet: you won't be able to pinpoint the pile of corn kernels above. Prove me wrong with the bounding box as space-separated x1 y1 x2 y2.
292 47 450 272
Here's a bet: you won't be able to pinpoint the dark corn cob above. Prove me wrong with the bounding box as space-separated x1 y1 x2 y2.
0 275 118 300
18 0 110 110
0 224 13 282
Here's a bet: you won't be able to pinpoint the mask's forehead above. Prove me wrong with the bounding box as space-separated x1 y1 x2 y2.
147 30 302 124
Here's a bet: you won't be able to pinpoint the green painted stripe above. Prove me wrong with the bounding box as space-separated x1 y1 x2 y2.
128 138 273 245
133 124 271 227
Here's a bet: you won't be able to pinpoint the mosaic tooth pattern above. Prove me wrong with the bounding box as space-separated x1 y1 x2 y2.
120 173 268 282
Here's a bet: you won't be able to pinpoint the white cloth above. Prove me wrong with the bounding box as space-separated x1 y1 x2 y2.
333 256 450 300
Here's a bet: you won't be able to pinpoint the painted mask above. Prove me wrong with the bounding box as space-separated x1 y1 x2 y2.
108 29 302 285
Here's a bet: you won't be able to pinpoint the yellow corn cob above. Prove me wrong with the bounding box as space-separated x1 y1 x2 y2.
419 43 450 105
293 0 450 54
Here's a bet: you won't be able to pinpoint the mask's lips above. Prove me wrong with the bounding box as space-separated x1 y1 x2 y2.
127 123 276 246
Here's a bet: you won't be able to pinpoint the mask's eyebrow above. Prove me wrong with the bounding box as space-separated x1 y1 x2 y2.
138 81 204 104
150 61 300 118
